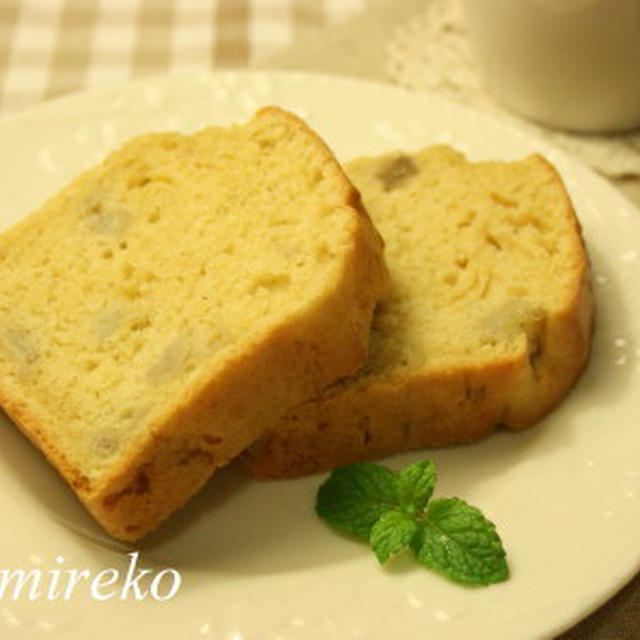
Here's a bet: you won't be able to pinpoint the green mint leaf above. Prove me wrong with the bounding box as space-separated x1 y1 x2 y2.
316 459 509 588
410 497 509 585
316 462 398 540
370 509 418 565
394 459 437 514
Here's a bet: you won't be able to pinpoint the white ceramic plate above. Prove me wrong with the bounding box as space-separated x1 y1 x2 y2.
1 71 639 640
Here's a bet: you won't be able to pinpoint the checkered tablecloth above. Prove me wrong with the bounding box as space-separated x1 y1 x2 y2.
0 0 366 115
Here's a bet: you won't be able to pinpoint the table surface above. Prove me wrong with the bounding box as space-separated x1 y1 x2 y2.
1 1 639 638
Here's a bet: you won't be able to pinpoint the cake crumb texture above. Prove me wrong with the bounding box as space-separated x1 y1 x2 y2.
244 145 594 478
0 106 388 539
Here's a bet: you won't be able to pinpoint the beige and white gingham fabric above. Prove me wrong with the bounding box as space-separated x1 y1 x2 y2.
0 0 366 115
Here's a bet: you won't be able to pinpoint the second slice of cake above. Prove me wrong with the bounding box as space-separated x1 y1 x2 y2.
244 145 594 477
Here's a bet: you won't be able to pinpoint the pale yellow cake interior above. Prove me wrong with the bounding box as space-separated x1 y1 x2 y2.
0 114 356 479
347 145 581 376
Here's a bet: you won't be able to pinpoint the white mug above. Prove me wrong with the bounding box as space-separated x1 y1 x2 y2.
463 0 640 132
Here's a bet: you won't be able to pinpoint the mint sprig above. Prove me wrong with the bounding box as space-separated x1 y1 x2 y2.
315 460 508 586
315 462 397 540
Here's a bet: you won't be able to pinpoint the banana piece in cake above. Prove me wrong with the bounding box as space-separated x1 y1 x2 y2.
244 145 594 478
0 107 388 539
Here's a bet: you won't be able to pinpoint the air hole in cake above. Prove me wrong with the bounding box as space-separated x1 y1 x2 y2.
129 315 151 332
315 242 336 262
443 271 458 286
485 233 502 251
248 273 291 294
490 191 517 208
457 210 476 228
128 175 151 189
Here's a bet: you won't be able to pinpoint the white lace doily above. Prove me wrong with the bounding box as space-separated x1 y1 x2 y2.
386 0 640 178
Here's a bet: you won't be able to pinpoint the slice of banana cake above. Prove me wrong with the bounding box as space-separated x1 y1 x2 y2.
245 145 594 478
0 107 388 539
